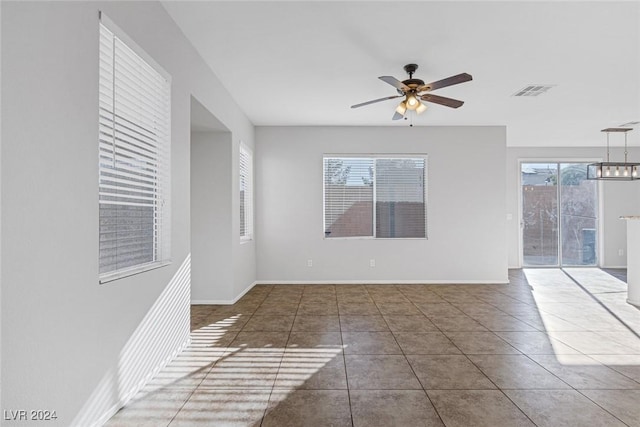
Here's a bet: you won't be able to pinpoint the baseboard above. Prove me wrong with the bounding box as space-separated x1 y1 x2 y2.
601 265 627 269
253 279 510 285
192 281 258 305
89 336 191 427
90 394 124 427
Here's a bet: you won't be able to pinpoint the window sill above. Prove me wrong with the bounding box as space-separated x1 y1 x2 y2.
99 260 172 284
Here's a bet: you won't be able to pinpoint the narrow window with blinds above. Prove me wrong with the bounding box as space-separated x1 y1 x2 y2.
239 143 253 241
98 14 171 282
323 156 427 239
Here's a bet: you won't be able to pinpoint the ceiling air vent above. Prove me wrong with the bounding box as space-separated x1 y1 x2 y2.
513 85 554 97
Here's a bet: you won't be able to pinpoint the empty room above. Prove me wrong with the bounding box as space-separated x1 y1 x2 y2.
2 1 640 426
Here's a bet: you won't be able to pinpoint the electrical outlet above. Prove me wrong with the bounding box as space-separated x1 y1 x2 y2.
369 259 376 268
307 259 313 267
619 249 624 256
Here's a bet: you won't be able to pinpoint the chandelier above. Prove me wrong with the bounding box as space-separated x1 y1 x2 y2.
587 128 639 180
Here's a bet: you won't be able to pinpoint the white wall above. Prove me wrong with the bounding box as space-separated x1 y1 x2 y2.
506 146 640 268
0 0 3 411
191 131 257 303
256 126 508 283
191 131 235 302
1 2 255 426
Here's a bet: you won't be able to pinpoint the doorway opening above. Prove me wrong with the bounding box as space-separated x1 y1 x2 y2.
521 162 599 267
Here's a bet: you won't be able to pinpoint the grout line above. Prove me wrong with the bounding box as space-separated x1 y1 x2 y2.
495 271 636 426
573 389 633 427
380 292 448 427
406 286 543 427
337 298 356 427
168 300 266 426
254 285 292 427
138 280 639 427
459 351 540 427
562 268 640 340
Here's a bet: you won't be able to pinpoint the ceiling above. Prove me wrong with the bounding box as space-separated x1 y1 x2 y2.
163 1 640 147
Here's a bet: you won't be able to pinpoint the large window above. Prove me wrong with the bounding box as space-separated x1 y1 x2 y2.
323 156 427 238
239 142 253 241
98 14 171 282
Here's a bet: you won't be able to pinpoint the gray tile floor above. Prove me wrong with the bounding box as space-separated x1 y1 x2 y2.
106 269 640 426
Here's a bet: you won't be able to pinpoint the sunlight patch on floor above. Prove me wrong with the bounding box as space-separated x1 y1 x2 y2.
110 309 345 424
523 268 640 367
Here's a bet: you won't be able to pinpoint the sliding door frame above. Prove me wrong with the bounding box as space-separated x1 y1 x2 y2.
517 158 603 268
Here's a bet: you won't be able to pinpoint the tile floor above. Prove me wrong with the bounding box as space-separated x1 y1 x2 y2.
106 269 640 426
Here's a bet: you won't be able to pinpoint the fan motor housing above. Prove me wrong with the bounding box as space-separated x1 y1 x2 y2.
402 78 425 88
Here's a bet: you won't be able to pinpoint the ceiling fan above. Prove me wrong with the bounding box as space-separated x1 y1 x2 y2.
351 64 472 120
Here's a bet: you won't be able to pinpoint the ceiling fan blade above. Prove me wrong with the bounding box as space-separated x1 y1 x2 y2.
392 111 404 121
420 93 465 108
351 95 403 109
379 76 410 92
420 73 472 92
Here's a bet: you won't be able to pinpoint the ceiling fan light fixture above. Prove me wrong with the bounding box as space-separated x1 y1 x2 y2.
396 101 407 115
406 94 419 110
350 66 472 122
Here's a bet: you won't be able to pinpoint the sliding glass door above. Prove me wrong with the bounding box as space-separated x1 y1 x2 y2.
521 162 598 267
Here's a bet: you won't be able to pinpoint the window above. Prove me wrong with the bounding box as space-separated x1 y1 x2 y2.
239 142 253 241
98 14 171 282
323 156 427 239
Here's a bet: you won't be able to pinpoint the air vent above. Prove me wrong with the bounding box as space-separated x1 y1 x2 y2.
513 85 554 97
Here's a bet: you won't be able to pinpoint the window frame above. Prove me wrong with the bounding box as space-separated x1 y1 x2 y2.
239 141 254 242
322 154 428 240
98 12 172 283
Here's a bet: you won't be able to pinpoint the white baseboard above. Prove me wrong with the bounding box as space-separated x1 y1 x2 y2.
89 336 191 427
601 265 627 269
253 279 510 285
192 281 258 305
191 300 234 304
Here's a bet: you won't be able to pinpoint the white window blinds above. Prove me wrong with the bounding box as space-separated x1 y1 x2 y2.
375 158 426 238
98 16 171 281
323 158 374 238
323 156 427 239
239 143 253 240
